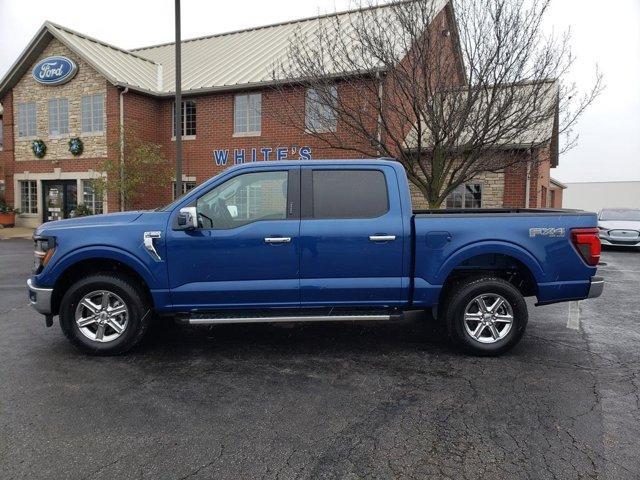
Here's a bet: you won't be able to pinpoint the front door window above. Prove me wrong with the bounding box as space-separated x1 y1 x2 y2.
196 171 288 230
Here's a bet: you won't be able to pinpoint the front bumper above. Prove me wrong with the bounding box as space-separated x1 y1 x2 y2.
587 276 604 299
27 278 53 315
600 237 640 247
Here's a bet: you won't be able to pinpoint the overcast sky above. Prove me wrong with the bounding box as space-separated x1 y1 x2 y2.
1 0 638 183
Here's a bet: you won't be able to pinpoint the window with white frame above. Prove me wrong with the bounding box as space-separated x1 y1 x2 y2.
48 98 69 136
18 102 37 138
306 86 338 133
20 180 37 214
234 93 261 135
82 181 104 215
445 184 482 209
172 100 196 138
172 180 196 200
81 94 104 133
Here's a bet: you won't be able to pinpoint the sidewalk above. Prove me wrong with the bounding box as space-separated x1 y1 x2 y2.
0 226 35 240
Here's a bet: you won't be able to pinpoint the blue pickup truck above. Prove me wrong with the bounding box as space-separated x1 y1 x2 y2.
27 160 603 355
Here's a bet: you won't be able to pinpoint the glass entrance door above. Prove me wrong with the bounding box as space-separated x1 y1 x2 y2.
42 180 78 222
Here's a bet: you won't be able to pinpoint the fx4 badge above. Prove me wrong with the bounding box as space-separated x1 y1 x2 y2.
529 227 565 238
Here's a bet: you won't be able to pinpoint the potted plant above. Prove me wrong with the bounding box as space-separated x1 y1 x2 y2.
0 199 19 227
70 204 93 217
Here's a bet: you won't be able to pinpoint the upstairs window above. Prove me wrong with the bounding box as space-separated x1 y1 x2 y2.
48 98 69 136
172 180 196 200
18 102 37 138
234 93 261 135
306 86 338 133
172 100 196 138
81 94 104 133
445 184 482 209
0 116 3 150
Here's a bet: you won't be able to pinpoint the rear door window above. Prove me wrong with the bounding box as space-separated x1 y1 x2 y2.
311 169 389 219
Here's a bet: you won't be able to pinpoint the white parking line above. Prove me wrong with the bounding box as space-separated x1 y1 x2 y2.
567 301 580 330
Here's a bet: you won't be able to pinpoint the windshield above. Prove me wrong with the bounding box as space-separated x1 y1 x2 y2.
600 209 640 221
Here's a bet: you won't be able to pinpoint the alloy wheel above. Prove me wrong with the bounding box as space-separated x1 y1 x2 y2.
74 290 129 343
463 293 514 344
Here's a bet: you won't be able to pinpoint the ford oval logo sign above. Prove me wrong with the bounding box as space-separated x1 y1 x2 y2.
32 56 78 86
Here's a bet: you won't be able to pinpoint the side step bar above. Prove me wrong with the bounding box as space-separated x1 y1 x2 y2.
186 313 401 326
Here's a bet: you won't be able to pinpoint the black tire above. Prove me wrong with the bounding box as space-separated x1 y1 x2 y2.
59 273 152 355
443 276 528 356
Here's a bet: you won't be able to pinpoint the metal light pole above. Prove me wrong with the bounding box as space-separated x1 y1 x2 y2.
174 0 183 198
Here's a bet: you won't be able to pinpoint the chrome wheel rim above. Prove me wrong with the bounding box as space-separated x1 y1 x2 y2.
74 290 129 343
463 293 514 344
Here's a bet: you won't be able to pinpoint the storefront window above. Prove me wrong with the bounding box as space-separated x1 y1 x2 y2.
82 181 104 214
234 93 261 135
20 180 37 214
172 101 196 138
82 94 104 133
306 86 338 133
48 98 69 136
445 184 482 209
18 102 37 138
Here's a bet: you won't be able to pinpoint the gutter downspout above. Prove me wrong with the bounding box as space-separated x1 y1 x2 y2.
524 157 531 209
119 87 129 212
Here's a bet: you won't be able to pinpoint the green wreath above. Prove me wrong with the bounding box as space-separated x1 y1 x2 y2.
31 139 47 158
68 137 84 156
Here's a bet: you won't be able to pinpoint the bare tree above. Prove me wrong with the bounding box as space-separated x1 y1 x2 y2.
272 0 602 207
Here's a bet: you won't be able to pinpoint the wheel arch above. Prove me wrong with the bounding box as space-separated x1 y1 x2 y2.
437 242 543 301
50 256 154 316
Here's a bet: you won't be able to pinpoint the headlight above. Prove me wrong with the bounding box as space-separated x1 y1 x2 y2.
33 236 56 274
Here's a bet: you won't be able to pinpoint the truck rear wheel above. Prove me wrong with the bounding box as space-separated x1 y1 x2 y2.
59 273 151 355
443 276 528 356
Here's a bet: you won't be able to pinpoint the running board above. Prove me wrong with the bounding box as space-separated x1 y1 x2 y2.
185 312 400 325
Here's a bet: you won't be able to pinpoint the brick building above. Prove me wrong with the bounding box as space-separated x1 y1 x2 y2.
0 1 560 228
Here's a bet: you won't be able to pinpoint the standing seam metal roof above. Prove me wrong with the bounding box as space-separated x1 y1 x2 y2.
0 1 448 98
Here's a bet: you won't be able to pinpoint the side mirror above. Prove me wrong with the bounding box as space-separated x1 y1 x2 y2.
176 206 198 230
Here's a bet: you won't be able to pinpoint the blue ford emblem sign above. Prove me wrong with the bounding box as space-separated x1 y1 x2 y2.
32 56 78 86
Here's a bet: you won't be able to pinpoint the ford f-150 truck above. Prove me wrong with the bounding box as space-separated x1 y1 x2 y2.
27 160 603 356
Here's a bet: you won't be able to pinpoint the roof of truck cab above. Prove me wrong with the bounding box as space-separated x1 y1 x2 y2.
229 158 401 169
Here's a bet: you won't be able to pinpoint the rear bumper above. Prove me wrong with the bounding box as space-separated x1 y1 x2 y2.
27 278 53 315
587 276 604 299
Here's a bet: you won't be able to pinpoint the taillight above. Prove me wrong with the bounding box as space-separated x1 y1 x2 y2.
571 228 601 266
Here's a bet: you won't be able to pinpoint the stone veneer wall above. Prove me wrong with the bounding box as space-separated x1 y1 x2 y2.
12 39 108 162
409 171 506 210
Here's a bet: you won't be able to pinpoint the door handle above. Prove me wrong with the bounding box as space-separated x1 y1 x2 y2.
264 237 291 244
369 235 396 242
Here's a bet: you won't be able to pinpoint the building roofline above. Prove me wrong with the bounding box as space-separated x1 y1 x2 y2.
550 177 567 189
45 21 159 65
132 0 437 52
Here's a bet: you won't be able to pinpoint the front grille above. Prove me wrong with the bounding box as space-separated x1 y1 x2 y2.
608 230 639 241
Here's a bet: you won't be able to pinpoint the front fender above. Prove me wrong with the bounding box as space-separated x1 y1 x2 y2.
37 245 160 289
434 240 545 285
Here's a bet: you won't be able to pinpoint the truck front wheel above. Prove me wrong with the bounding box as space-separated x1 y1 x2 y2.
444 276 528 356
59 273 152 355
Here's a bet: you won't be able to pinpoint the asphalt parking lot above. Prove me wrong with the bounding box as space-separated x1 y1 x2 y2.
1 239 639 480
